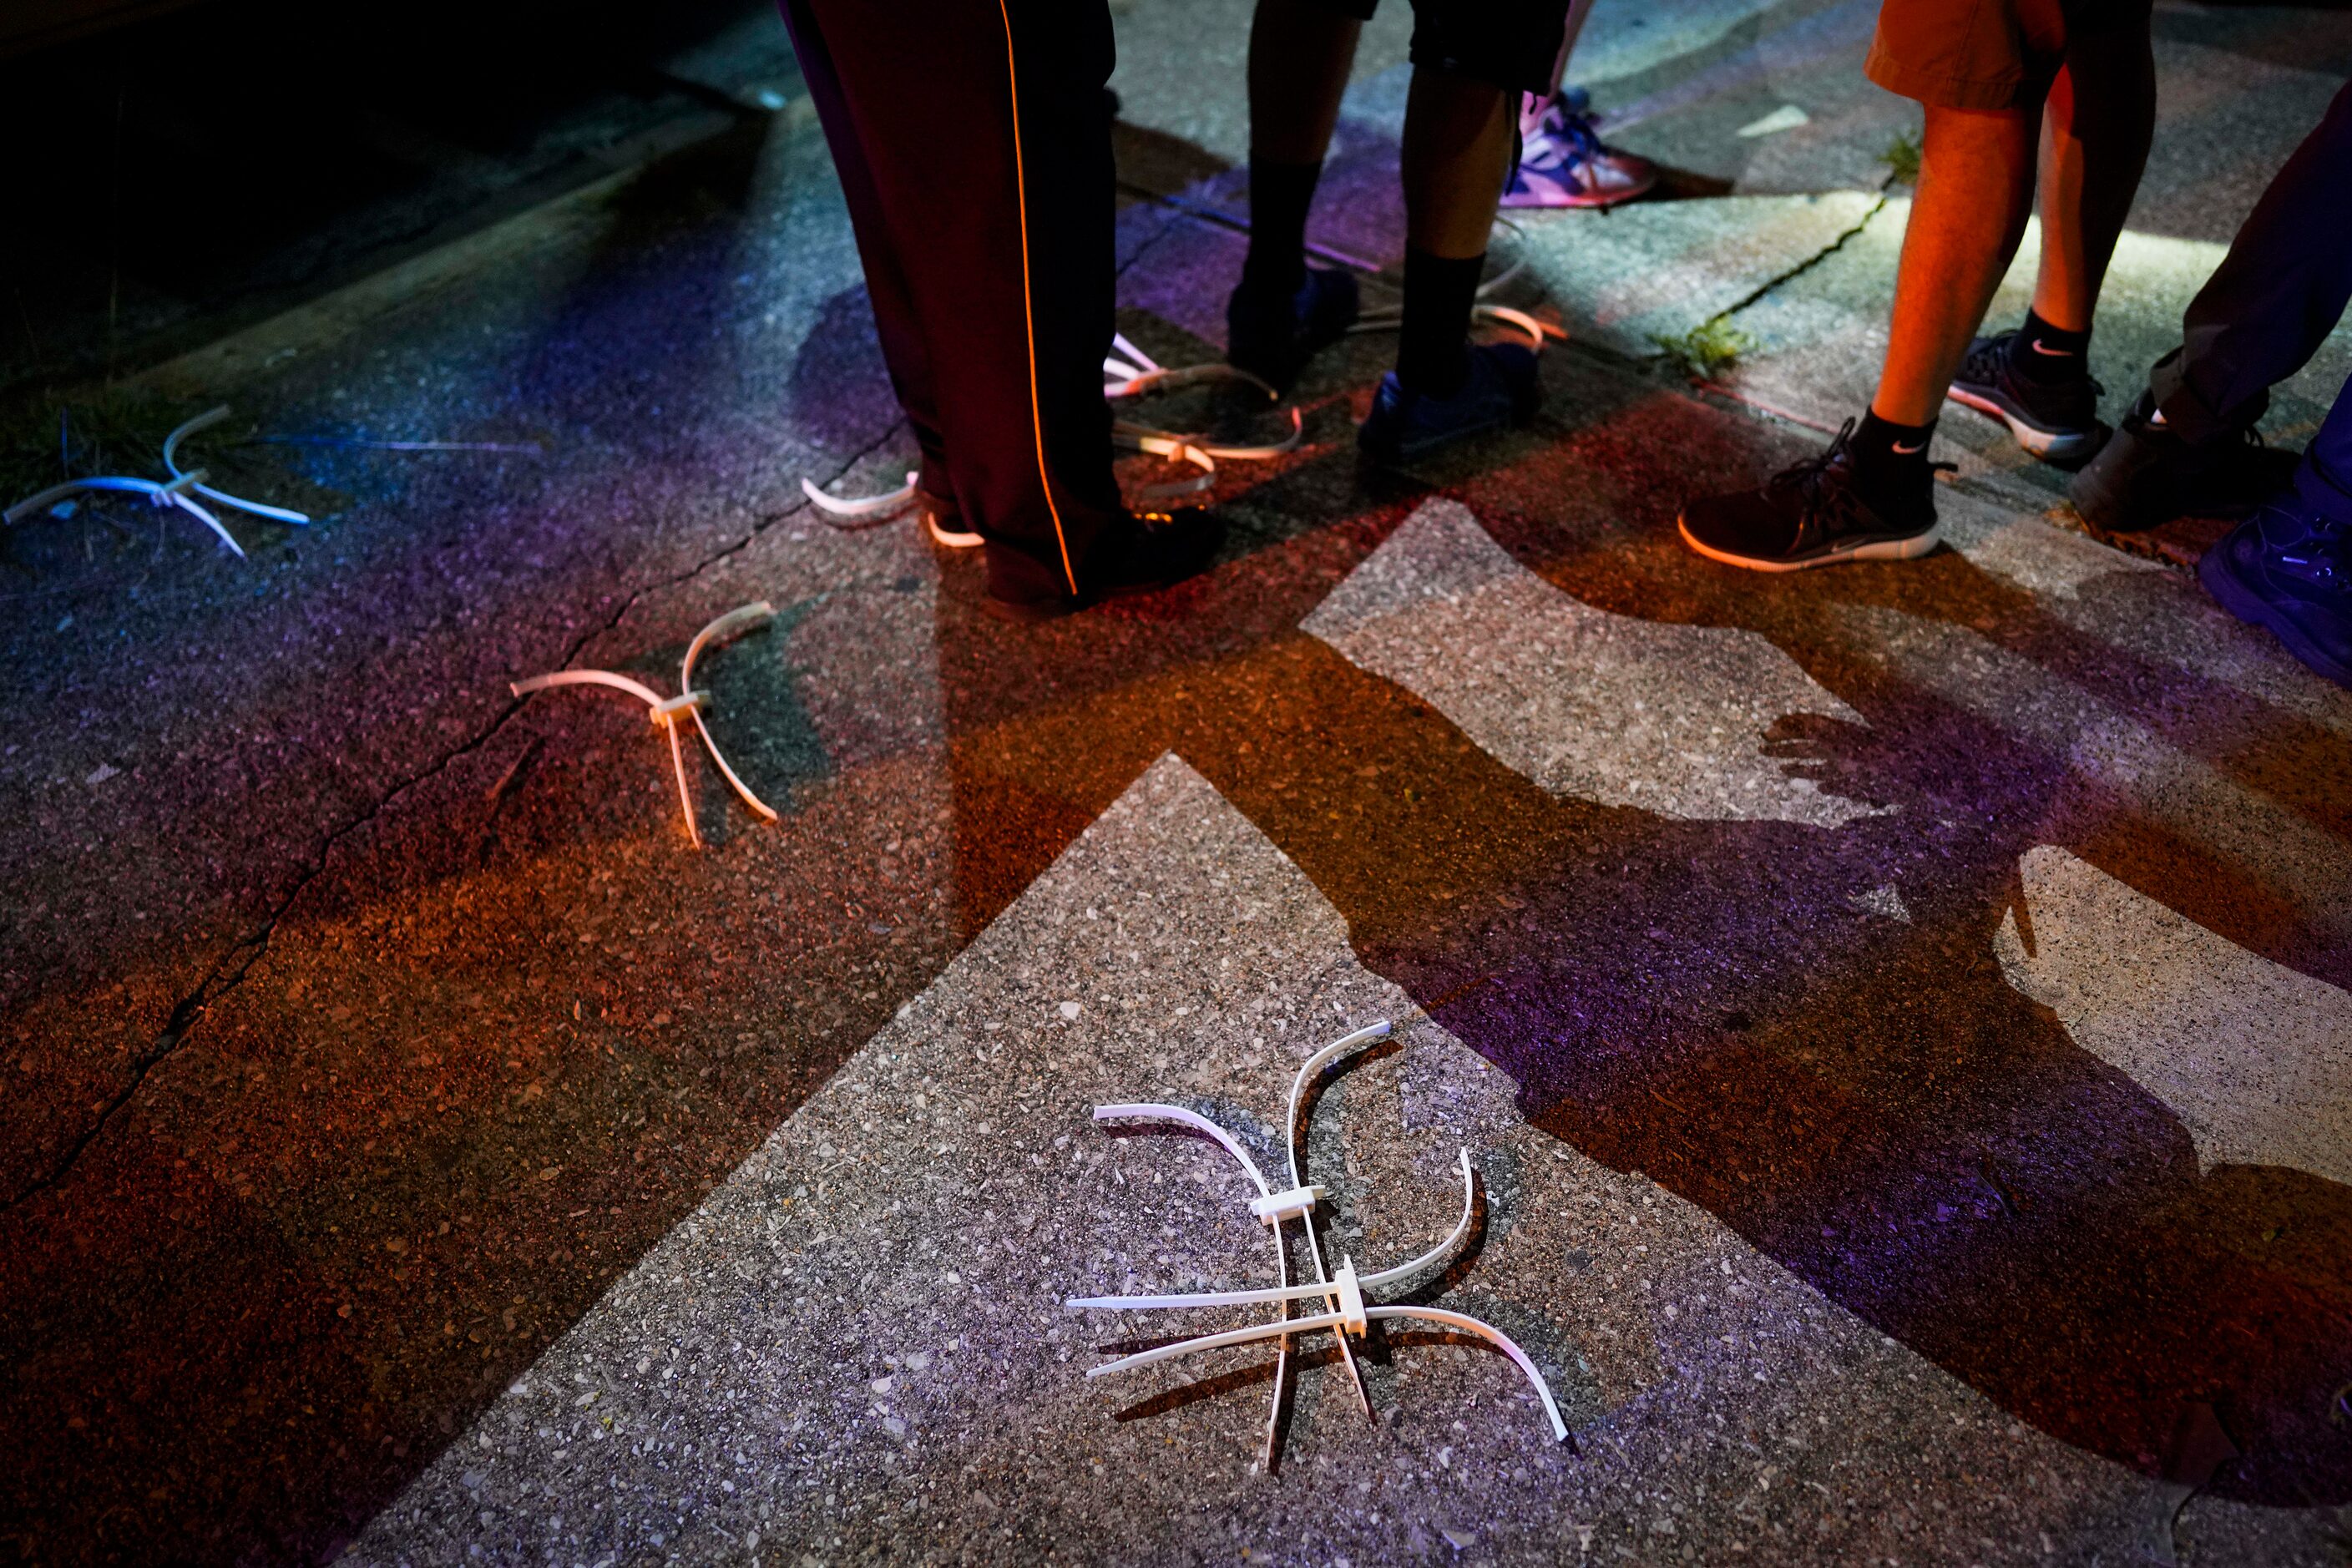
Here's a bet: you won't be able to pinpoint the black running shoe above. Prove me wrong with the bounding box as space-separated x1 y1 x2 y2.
1946 330 2103 461
2068 392 2300 533
983 508 1227 623
1227 267 1359 392
1678 420 1949 572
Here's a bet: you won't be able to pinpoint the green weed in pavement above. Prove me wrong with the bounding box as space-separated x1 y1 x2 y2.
1881 131 1922 186
1650 320 1758 382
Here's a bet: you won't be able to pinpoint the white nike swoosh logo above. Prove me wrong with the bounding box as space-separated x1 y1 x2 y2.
2029 338 2077 357
1891 440 1926 454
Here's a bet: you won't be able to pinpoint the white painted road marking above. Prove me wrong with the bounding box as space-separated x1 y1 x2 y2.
1304 498 1886 828
1996 844 2352 1188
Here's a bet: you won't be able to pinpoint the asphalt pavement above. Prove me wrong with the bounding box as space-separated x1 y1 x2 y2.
4 2 2350 1564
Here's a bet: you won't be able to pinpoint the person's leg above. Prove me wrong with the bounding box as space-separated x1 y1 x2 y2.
2068 78 2352 530
1240 0 1359 296
1401 67 1516 260
779 0 954 516
787 0 1213 612
1870 104 2040 427
1229 0 1365 387
2154 78 2352 443
1393 66 1515 398
1944 13 2153 458
1357 2 1565 460
2025 32 2155 337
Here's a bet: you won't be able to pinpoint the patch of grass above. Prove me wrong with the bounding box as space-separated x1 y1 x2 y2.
1880 130 1922 186
0 387 195 508
1649 319 1758 382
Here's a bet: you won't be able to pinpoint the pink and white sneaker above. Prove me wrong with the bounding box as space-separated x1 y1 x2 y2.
1502 88 1657 210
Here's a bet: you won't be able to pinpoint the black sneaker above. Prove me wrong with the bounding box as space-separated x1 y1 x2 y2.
1946 331 2103 461
983 508 1227 623
1227 267 1359 392
2067 392 2300 533
1678 420 1949 572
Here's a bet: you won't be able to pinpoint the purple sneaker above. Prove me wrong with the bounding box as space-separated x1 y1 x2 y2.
1502 88 1657 210
2198 489 2352 687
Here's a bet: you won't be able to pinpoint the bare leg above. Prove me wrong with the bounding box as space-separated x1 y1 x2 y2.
1403 66 1515 258
1869 104 2038 426
1248 0 1359 164
2028 38 2156 332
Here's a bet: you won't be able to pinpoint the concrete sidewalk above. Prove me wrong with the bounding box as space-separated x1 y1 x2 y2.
4 2 2350 1563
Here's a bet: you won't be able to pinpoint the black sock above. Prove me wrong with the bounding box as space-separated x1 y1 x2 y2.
1848 410 1935 496
1398 247 1484 398
2010 308 2089 385
1242 155 1322 299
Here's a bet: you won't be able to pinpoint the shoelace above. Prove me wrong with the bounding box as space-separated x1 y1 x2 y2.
2276 516 2350 590
1967 334 2102 401
1769 418 1951 554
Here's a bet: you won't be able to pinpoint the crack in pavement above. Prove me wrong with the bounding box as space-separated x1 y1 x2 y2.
2 422 906 1213
1699 181 1894 337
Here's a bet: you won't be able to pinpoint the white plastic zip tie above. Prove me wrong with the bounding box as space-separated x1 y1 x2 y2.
794 331 1309 524
801 470 918 523
1105 333 1306 502
1091 1099 1294 1466
509 600 781 849
1346 219 1562 353
163 407 310 525
4 473 244 558
1103 332 1277 402
1070 1018 1571 1455
1349 301 1560 352
6 404 320 559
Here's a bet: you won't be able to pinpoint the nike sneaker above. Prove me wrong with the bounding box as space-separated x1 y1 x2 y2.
1678 420 1950 571
1946 329 2103 461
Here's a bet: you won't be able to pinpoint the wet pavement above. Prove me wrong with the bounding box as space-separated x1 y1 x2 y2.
5 2 2351 1564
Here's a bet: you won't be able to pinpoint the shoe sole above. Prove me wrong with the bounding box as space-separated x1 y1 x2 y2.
1946 386 2097 461
1677 513 1941 573
2198 545 2352 687
1497 175 1656 210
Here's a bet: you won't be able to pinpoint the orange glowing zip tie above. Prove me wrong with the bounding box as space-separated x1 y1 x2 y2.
510 602 781 848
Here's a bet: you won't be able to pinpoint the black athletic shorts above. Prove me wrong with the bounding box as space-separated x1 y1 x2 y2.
1318 0 1574 95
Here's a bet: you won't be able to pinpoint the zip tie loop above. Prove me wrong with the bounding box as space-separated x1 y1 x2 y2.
509 600 779 847
1070 1019 1570 1455
801 471 919 524
163 407 311 525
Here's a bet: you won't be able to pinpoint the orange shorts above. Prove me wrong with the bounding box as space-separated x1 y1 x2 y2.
1865 0 2146 111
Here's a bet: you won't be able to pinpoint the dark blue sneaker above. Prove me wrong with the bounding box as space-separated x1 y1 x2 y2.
1358 341 1540 465
1227 267 1360 392
2198 492 2352 687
